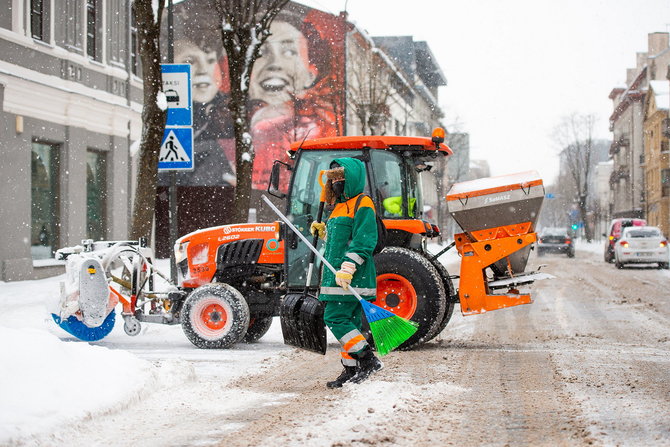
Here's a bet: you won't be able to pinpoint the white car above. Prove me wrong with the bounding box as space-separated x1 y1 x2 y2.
614 226 669 269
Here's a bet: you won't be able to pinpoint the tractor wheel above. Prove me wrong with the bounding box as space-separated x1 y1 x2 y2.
242 315 274 343
373 247 446 350
181 283 250 349
424 255 456 342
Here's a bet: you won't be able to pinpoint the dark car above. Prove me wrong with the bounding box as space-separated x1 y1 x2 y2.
537 227 575 257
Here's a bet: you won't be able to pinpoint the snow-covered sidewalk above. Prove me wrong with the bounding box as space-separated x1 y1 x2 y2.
0 260 293 445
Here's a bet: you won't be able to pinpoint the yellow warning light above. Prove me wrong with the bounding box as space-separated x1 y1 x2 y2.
431 127 445 147
87 267 96 274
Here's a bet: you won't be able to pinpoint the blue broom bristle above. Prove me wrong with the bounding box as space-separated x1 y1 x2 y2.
360 299 395 323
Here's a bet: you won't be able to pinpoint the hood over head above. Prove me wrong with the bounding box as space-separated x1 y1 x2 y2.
327 157 366 202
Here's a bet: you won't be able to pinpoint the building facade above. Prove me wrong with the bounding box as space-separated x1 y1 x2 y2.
609 32 670 219
0 0 142 280
643 80 670 236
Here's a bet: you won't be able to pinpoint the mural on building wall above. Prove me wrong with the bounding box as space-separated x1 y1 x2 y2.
168 1 345 190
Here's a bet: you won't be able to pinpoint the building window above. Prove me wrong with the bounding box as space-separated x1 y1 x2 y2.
31 142 60 260
86 150 107 240
130 6 140 75
86 0 97 59
30 0 44 41
65 0 82 51
662 169 670 197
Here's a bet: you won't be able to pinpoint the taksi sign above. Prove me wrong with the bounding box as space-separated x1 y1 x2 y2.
161 64 192 126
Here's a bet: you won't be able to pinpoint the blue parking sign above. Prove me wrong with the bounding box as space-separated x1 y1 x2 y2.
158 127 193 171
161 64 192 126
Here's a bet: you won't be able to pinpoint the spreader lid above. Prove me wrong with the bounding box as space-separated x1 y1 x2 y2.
446 170 543 201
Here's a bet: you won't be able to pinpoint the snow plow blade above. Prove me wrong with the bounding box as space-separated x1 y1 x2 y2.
280 292 327 355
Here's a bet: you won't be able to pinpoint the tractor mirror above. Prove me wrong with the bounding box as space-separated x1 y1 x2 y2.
268 160 290 199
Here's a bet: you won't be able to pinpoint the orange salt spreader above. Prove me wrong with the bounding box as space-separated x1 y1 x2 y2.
446 171 554 315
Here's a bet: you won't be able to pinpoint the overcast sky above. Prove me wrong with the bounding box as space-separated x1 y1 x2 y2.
298 0 670 183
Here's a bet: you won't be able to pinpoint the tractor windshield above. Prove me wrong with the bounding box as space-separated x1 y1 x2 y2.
370 150 423 219
286 149 365 290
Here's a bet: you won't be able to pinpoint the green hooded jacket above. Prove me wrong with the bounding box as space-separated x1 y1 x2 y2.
319 157 378 302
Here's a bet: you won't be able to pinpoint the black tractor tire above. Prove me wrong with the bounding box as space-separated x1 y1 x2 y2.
424 254 456 342
181 283 250 349
658 262 669 270
242 315 274 343
373 247 447 351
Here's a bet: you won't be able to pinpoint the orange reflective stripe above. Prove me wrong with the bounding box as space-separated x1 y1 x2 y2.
341 351 354 359
343 334 366 352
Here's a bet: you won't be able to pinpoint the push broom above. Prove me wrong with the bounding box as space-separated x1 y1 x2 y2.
262 194 418 356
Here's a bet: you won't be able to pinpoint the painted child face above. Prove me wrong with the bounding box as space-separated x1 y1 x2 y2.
175 40 219 103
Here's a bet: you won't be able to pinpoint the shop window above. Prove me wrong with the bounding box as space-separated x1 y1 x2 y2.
87 150 107 240
31 142 60 260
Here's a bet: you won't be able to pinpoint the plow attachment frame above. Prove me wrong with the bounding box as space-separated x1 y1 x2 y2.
455 222 537 315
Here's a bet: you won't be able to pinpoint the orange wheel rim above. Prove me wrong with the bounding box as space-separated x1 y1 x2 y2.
376 273 417 319
201 303 227 330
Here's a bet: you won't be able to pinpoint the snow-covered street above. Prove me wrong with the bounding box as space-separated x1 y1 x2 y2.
2 242 670 446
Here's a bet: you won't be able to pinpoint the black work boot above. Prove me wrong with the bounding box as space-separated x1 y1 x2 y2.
327 363 358 388
351 348 383 384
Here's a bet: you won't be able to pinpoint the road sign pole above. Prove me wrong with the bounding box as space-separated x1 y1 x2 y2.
167 0 177 283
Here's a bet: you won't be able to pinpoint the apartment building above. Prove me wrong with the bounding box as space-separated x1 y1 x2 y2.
643 80 670 236
609 32 670 219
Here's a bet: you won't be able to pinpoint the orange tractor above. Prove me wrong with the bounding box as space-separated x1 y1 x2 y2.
170 129 549 350
53 130 549 350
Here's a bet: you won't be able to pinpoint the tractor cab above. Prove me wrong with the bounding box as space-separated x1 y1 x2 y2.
268 131 452 292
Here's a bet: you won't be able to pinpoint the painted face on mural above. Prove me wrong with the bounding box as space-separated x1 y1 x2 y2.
174 40 220 104
250 21 317 106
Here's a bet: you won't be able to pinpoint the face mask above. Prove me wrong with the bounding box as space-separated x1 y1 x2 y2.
332 180 345 199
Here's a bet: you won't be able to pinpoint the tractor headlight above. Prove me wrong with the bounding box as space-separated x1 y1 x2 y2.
174 241 189 264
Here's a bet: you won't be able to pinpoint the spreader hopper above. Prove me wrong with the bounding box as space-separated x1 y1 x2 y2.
446 171 549 315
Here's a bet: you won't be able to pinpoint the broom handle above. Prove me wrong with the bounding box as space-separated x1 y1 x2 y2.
262 194 365 302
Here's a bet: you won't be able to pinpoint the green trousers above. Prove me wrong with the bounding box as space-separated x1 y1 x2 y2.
323 300 369 365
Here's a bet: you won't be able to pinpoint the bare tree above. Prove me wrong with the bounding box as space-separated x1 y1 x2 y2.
130 0 167 241
553 113 596 242
348 48 395 135
211 0 290 223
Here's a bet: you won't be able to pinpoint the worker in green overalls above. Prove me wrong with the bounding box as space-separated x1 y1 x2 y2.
310 157 382 388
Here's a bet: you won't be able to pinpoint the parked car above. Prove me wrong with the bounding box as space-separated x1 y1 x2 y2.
614 226 669 269
537 227 575 257
603 218 646 263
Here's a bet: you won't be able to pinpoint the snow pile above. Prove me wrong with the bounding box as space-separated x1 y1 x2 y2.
0 326 153 444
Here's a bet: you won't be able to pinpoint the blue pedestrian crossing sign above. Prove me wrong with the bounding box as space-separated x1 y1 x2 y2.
161 64 192 126
158 127 193 171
